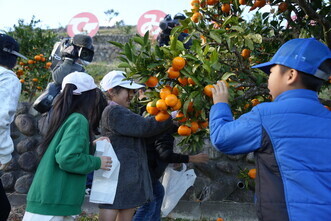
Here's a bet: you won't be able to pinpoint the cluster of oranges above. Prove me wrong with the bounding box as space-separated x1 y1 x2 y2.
16 54 52 98
145 56 209 136
190 0 288 24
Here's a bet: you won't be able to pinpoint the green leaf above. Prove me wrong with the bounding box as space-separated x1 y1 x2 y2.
245 38 254 50
223 15 239 27
221 72 236 80
108 41 124 49
231 25 244 33
154 45 164 58
118 62 131 68
143 31 149 45
210 31 223 44
124 43 133 62
133 36 144 45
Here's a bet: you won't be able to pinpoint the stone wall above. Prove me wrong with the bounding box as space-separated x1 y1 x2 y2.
1 102 256 204
92 34 134 63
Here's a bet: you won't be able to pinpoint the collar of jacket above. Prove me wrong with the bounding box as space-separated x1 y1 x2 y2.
274 89 319 102
0 66 16 77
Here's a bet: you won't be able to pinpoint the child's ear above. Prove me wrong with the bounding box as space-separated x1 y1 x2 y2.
287 69 300 85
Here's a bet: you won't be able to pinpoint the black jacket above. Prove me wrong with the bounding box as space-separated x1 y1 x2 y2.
146 130 189 182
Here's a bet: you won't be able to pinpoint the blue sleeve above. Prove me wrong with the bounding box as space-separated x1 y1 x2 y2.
209 103 262 154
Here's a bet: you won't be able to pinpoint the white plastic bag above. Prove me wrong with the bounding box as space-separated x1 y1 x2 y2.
161 163 197 217
89 140 120 204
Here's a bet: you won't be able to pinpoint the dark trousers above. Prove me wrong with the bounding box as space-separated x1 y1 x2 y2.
0 179 11 221
132 180 165 221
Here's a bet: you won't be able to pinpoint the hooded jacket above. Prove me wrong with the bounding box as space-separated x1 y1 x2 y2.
210 89 331 221
0 66 21 164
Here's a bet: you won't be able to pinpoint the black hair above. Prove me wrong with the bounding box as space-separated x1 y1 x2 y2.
104 85 128 100
41 85 107 154
0 34 19 69
278 62 329 92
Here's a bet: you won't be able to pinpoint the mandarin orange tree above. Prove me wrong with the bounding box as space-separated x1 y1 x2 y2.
6 17 57 101
110 0 331 151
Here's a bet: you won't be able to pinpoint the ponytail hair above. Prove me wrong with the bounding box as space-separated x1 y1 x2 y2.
40 84 107 154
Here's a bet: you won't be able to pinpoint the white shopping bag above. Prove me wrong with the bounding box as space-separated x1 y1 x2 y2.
161 163 197 217
89 140 120 204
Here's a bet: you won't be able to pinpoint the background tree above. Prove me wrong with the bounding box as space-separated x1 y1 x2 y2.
110 0 331 152
4 17 57 101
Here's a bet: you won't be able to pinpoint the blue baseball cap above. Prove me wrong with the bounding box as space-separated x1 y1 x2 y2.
252 38 331 80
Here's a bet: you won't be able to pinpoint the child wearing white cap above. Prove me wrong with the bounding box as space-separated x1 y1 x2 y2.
23 72 112 221
210 38 331 220
98 71 173 221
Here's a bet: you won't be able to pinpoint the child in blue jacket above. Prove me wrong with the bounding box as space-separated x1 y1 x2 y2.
209 38 331 221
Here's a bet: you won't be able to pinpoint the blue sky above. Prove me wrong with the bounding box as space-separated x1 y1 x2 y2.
0 0 193 31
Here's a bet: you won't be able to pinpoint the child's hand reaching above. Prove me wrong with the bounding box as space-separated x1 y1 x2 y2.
100 156 112 171
189 153 209 163
212 80 229 104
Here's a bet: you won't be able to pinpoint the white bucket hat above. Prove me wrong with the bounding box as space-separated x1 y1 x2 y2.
61 71 97 95
100 70 144 91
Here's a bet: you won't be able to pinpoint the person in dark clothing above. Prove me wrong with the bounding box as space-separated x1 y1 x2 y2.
157 13 192 49
51 34 94 85
133 125 209 221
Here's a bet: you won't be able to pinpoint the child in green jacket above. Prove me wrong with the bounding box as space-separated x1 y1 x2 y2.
23 72 112 221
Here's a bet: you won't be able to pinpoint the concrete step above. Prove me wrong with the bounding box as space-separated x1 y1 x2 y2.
8 194 258 221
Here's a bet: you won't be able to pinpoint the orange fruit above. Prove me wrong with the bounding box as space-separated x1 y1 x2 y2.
188 77 196 85
34 55 41 61
278 2 288 12
251 98 260 106
178 77 188 86
145 76 158 87
159 87 172 100
239 0 246 5
187 101 194 113
203 85 214 97
191 0 199 6
199 120 209 129
41 57 46 62
19 79 25 83
178 125 192 136
176 112 188 123
248 168 257 179
221 3 231 13
32 78 38 82
200 35 207 44
156 99 168 111
192 3 200 13
16 69 24 76
191 12 201 23
190 121 199 133
216 218 224 221
172 86 179 96
155 111 170 122
46 62 52 68
207 0 218 5
19 61 25 66
255 0 266 8
172 57 186 71
241 49 251 59
172 99 182 111
146 102 159 115
167 67 180 79
36 86 42 90
28 60 34 64
165 94 178 107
